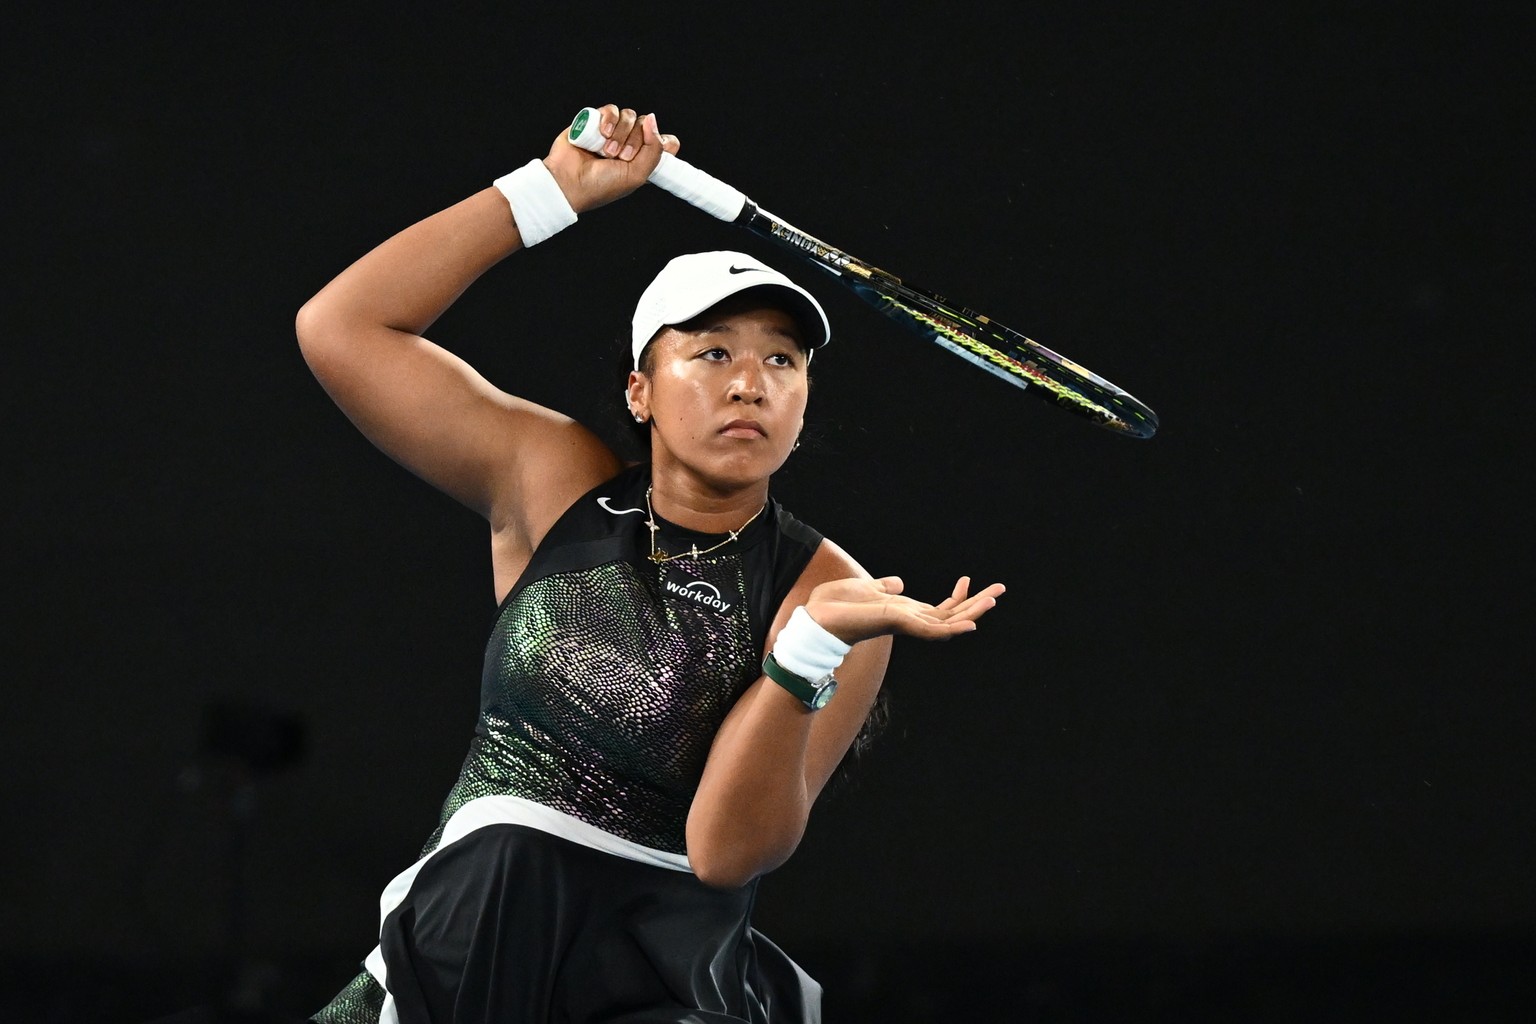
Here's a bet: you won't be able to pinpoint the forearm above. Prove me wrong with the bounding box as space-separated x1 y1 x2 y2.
686 679 818 888
300 106 668 351
298 186 521 343
684 570 1001 889
685 587 895 889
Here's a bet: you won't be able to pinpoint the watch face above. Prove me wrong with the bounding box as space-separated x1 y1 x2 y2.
811 679 837 709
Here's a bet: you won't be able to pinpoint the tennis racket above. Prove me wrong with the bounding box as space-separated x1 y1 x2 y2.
568 108 1159 439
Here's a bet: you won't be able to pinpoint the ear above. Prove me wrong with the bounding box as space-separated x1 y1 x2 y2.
626 370 651 422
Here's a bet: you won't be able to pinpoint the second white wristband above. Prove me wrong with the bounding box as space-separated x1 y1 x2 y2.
493 158 577 247
772 606 851 681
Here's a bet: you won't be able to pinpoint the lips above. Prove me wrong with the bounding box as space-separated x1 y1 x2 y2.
720 419 767 438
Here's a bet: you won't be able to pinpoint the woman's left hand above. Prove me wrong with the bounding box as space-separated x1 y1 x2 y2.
803 575 1005 646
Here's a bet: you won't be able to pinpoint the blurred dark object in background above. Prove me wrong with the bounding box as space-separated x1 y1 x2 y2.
201 702 306 779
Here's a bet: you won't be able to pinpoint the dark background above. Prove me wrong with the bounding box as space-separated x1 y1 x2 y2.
5 3 1530 1022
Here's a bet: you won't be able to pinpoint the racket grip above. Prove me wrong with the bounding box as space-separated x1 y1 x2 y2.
567 107 748 222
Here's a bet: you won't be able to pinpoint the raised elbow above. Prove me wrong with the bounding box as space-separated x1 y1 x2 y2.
294 295 355 383
294 296 332 357
688 846 761 891
685 816 804 891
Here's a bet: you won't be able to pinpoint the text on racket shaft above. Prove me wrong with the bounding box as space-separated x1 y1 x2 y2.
764 219 885 281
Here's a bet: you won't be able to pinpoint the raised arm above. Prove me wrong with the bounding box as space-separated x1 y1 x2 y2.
686 541 1006 888
294 107 679 561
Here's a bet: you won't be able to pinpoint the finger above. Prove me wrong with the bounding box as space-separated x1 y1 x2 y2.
606 107 640 157
595 103 621 140
614 108 646 160
876 575 904 595
627 113 661 176
901 583 1004 636
897 615 979 641
907 589 998 625
932 576 972 614
942 592 1002 623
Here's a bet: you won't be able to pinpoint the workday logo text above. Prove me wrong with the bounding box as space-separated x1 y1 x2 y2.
665 579 733 614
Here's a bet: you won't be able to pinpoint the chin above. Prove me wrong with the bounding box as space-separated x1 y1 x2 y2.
672 447 790 492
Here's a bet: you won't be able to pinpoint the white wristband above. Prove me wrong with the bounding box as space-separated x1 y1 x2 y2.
772 606 852 680
493 159 577 247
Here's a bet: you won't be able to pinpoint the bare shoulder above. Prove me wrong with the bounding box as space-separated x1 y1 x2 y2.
487 399 624 568
796 535 875 592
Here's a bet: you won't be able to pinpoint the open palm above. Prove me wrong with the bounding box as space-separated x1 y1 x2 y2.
804 575 1005 646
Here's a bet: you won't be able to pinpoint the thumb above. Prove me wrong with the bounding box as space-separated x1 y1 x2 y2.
640 112 681 156
643 114 681 156
876 575 905 595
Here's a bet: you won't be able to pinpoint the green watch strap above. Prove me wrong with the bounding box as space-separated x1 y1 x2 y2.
763 652 837 710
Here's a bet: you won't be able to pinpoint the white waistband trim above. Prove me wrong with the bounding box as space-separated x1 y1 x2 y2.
364 795 693 992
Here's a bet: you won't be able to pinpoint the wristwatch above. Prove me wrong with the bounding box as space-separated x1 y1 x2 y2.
762 652 838 711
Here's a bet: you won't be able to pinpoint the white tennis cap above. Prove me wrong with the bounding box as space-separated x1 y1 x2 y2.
630 251 831 369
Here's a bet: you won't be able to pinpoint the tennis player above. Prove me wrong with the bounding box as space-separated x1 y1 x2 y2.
297 103 1004 1023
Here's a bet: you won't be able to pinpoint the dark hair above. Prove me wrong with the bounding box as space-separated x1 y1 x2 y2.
826 690 891 797
595 331 651 461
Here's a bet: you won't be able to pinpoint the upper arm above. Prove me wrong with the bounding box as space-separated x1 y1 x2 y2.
295 307 622 553
771 539 894 803
293 185 623 554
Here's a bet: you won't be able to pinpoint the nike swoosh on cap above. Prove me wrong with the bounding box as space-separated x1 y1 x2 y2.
728 266 764 274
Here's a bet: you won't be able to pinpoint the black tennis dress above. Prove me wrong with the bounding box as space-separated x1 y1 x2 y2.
311 463 825 1024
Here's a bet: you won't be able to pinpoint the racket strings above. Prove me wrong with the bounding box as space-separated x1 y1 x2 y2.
885 297 1122 425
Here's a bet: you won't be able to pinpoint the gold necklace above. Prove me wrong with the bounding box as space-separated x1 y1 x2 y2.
644 485 765 564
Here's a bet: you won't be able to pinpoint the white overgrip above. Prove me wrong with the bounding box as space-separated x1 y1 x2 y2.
566 107 747 222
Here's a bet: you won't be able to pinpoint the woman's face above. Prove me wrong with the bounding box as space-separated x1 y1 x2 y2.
627 301 809 492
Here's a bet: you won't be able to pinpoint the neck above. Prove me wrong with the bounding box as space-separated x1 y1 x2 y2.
647 461 770 533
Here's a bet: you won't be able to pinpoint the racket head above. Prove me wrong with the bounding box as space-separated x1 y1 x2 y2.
741 205 1159 438
850 280 1160 438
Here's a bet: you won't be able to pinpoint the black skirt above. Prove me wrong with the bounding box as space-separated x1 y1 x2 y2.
375 823 820 1024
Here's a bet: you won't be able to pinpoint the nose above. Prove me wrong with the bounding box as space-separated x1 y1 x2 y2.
728 363 765 404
